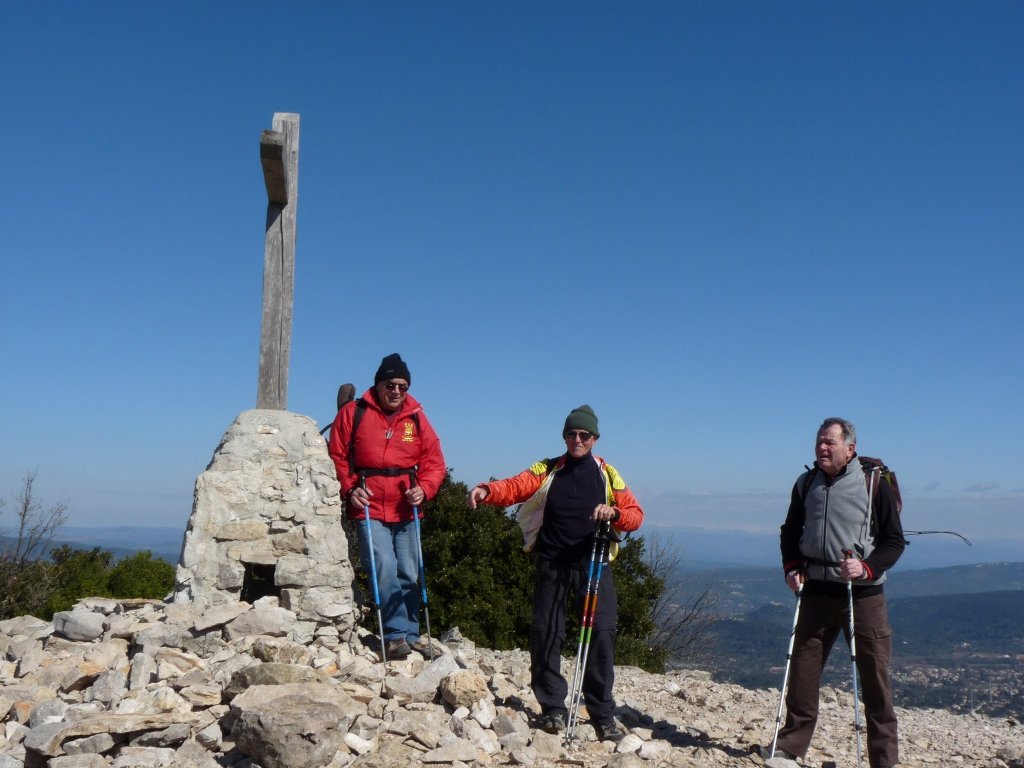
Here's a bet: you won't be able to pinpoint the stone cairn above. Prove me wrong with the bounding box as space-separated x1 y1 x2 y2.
0 412 1022 768
174 410 357 627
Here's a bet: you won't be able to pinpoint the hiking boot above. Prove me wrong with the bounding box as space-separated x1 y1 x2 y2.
755 744 796 760
538 710 566 734
385 638 411 659
410 638 433 655
593 719 626 742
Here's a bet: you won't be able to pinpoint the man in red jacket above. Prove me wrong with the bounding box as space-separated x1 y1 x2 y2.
468 405 643 742
329 353 445 660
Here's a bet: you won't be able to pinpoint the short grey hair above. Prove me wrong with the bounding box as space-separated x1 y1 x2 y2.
819 417 856 445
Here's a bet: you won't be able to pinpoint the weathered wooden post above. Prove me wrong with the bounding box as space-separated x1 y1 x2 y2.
257 112 300 410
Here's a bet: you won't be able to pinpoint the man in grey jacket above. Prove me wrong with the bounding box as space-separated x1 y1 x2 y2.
771 417 905 768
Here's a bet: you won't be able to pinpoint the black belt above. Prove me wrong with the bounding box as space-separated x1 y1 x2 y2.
357 467 416 478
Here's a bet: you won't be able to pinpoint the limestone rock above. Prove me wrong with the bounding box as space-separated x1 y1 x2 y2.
421 735 478 763
251 636 314 666
224 661 329 699
0 616 54 640
51 610 105 643
24 713 200 757
231 693 348 768
48 755 109 768
223 605 296 639
439 668 491 708
192 602 249 632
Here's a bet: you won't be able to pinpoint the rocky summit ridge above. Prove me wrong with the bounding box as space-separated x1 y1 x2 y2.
0 597 1021 768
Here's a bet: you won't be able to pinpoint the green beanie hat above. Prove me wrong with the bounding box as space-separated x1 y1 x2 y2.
563 404 599 437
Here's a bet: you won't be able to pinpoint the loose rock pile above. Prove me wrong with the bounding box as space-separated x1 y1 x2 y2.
1 597 1021 768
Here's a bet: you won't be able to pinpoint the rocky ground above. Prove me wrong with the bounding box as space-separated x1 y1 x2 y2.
1 597 1021 768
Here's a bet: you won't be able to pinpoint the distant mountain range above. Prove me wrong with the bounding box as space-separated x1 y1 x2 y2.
42 526 184 563
685 561 1024 615
653 525 1020 572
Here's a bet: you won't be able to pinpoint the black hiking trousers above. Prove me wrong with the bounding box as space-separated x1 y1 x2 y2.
529 555 618 723
777 589 899 768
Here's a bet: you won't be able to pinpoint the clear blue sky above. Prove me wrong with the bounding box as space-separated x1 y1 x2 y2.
3 3 1021 566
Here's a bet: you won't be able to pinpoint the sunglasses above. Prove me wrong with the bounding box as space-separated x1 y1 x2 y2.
382 381 409 392
564 430 594 441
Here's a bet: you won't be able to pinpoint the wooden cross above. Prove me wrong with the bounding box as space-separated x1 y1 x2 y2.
257 112 300 410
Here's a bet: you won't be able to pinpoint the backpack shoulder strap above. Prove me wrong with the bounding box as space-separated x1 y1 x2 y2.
798 465 817 506
859 455 880 497
349 398 370 463
857 455 902 514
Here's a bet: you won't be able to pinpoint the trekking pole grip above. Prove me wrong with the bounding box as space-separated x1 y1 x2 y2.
842 548 855 576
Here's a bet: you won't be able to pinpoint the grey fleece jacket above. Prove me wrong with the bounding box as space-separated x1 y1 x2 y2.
780 455 905 592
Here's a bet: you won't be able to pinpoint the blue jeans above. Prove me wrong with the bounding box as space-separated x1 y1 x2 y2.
356 517 420 643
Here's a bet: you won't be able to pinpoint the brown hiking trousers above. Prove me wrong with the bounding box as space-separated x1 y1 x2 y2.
777 590 899 768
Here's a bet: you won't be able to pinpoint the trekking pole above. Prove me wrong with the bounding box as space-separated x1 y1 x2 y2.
360 475 387 664
769 579 803 758
843 548 863 768
564 521 611 745
410 467 434 660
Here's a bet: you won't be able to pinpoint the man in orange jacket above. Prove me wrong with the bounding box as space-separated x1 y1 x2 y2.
468 405 643 742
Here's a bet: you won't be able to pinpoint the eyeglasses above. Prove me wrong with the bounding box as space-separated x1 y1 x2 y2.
382 381 409 393
564 430 594 441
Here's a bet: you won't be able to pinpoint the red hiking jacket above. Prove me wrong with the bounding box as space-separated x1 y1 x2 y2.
328 389 446 523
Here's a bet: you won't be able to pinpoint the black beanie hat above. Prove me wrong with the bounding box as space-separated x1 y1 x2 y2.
563 404 599 437
374 353 411 385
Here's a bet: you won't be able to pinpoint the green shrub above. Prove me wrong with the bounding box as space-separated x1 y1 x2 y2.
108 550 175 599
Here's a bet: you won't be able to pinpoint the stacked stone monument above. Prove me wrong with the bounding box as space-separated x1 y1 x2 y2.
174 410 356 630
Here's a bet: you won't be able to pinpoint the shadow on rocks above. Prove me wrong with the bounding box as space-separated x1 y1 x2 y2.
618 701 756 762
